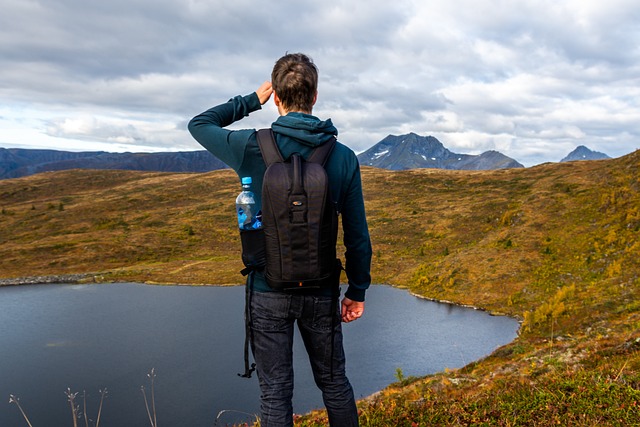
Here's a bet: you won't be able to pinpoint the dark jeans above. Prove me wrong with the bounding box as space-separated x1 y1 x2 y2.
249 290 359 427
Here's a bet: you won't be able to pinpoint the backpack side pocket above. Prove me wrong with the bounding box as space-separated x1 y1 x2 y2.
239 228 266 271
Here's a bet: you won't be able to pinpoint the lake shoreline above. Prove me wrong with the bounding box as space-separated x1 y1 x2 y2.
0 273 240 287
0 273 101 286
408 290 519 320
0 274 518 322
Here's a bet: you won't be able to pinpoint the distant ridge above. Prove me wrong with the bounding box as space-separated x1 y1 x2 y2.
0 148 228 179
357 133 524 170
3 141 613 180
561 145 611 162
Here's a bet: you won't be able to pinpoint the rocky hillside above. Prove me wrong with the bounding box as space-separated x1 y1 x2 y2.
0 148 227 179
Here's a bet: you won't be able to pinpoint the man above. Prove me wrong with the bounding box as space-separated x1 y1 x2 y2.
188 53 372 427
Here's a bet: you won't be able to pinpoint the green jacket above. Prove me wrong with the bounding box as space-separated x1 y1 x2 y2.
188 92 372 301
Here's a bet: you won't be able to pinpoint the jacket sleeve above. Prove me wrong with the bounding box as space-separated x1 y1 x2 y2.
340 160 372 302
187 93 262 170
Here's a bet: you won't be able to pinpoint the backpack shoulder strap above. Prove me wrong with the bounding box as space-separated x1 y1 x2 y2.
308 137 337 166
256 128 283 166
257 128 336 167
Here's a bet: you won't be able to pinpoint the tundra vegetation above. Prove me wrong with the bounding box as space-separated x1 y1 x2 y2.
1 150 639 426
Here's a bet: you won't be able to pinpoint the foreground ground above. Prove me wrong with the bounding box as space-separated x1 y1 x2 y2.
1 151 639 425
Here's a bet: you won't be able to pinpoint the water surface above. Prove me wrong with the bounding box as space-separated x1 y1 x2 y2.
0 283 518 426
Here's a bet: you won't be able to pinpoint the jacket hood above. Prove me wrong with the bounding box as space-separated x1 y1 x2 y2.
271 112 338 147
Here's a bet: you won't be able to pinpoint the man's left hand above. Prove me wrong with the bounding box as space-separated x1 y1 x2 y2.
341 298 365 323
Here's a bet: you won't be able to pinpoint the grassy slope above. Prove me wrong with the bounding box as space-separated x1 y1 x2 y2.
1 152 639 425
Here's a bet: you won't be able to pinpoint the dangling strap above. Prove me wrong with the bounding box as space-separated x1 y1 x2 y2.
329 259 343 381
330 288 338 381
238 272 256 378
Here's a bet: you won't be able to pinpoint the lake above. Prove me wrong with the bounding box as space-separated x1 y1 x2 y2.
0 283 519 426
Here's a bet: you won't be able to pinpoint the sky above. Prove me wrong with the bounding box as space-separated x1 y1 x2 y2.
1 0 639 167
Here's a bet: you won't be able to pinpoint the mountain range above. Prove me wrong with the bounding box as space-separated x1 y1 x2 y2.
0 148 227 180
356 133 524 170
0 135 611 179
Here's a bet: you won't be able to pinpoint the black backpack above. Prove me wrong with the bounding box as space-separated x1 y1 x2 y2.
255 128 341 290
237 129 342 378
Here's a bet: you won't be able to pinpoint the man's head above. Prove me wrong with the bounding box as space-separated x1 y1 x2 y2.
271 53 318 114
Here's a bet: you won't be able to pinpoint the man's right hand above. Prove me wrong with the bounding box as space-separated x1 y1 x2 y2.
256 81 273 105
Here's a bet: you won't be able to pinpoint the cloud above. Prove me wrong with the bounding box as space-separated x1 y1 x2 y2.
1 0 639 166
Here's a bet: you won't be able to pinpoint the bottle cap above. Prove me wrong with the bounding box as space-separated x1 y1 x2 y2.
241 177 252 185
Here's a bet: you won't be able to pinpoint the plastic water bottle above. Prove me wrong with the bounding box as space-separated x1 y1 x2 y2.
236 177 262 230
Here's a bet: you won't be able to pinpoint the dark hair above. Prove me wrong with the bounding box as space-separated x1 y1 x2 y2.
271 53 318 113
